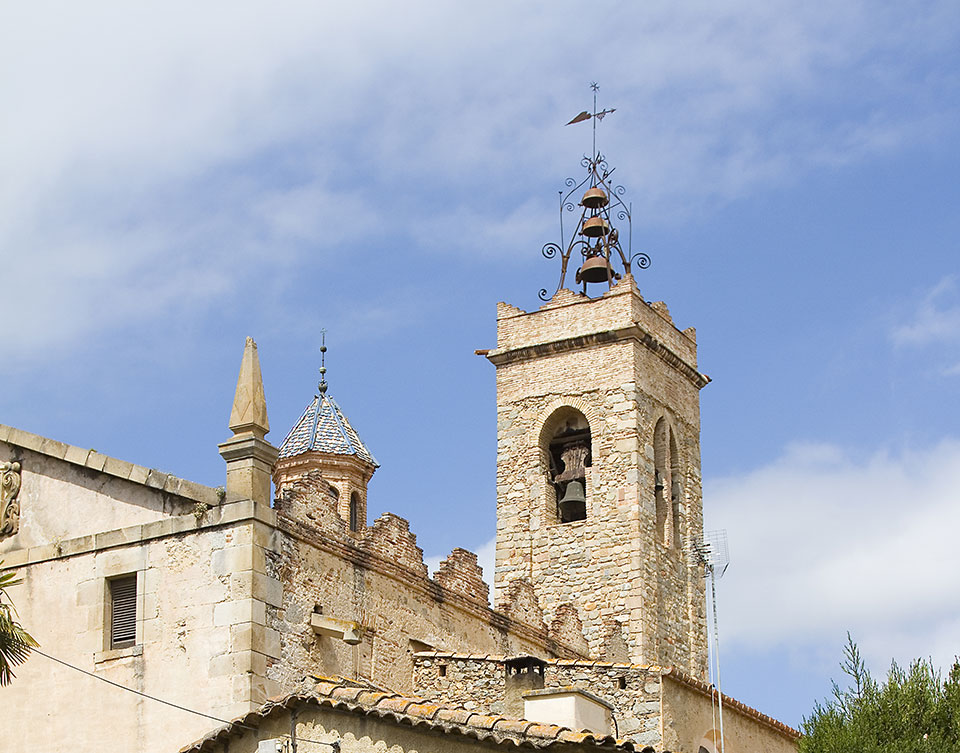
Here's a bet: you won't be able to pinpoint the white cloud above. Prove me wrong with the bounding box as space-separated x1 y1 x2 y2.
892 276 960 347
705 439 960 673
2 1 958 362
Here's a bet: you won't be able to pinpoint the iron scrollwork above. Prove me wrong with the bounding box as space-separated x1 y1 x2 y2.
537 152 652 301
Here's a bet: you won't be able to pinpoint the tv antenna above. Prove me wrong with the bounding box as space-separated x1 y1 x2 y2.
689 530 730 753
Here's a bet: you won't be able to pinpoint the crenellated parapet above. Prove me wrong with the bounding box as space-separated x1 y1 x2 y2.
549 603 588 656
433 547 489 604
503 578 545 632
362 512 428 578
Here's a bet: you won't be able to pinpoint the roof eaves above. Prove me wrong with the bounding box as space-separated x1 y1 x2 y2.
181 684 641 752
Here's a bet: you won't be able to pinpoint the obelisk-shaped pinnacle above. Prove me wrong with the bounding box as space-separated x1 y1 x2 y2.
228 336 270 439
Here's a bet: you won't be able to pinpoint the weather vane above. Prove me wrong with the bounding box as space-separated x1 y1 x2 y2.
318 329 328 395
538 83 651 302
565 82 617 160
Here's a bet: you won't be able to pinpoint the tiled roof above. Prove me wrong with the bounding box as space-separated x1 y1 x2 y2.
278 394 378 467
181 680 647 752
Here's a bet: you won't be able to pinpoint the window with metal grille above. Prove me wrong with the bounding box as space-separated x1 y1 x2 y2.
109 574 137 648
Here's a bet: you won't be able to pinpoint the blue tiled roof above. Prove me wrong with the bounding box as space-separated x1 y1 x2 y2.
278 393 378 467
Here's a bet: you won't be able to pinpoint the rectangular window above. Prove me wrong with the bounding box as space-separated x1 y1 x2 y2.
109 575 137 648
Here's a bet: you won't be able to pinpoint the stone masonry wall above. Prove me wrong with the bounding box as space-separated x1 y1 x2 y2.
414 655 507 712
489 277 708 678
413 655 663 748
264 478 581 696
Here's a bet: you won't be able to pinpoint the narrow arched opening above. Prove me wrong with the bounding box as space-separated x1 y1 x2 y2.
654 417 683 548
670 430 683 548
540 407 592 523
654 418 669 543
349 491 361 532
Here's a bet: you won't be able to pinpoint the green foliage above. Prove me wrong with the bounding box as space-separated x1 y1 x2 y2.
801 634 960 753
0 562 39 685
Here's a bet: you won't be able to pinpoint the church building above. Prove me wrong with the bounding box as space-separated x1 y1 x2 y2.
0 148 798 753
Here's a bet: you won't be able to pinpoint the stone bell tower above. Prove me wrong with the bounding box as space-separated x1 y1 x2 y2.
486 144 710 677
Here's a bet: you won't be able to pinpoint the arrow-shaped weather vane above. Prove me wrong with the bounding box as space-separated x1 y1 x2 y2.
566 82 616 158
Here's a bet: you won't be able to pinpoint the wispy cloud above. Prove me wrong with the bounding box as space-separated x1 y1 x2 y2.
705 438 960 673
892 276 960 347
2 2 958 364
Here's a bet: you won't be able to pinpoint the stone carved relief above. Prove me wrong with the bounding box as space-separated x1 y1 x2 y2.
0 461 22 540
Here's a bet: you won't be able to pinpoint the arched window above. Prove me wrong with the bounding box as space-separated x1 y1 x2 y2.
654 418 683 547
540 407 592 523
670 430 683 548
349 491 361 532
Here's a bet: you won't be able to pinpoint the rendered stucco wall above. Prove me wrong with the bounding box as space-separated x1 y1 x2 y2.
660 675 798 753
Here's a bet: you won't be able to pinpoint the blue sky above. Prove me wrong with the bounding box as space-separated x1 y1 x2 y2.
2 0 960 730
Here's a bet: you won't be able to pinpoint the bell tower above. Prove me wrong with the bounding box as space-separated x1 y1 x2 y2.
486 112 710 676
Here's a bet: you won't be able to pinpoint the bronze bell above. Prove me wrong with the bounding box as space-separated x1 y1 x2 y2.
558 480 586 523
582 216 610 237
582 187 609 209
579 255 611 283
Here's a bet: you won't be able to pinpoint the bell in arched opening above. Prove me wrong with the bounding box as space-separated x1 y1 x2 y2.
557 480 586 523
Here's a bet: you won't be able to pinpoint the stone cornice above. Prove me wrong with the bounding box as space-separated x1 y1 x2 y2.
274 451 376 484
486 325 711 390
217 433 280 465
0 499 272 569
0 424 221 506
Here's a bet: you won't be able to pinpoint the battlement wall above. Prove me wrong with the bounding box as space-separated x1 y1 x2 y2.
493 277 698 370
266 473 585 695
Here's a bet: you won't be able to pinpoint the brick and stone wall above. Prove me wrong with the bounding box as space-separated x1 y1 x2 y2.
414 655 507 711
414 655 663 747
487 277 709 677
264 477 583 696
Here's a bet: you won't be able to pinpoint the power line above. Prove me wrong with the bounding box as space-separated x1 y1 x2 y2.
33 647 258 731
32 647 339 750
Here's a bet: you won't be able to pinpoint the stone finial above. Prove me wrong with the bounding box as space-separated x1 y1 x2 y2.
219 337 279 506
229 336 270 439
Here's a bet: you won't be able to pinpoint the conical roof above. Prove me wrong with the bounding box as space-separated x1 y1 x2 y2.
278 393 378 467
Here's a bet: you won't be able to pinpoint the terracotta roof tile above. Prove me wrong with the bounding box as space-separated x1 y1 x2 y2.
376 697 416 714
524 724 562 740
493 720 535 735
435 708 474 725
182 679 642 752
406 702 443 720
355 689 390 705
330 685 368 702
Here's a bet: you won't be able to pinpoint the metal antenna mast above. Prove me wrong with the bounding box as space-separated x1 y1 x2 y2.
689 530 730 753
